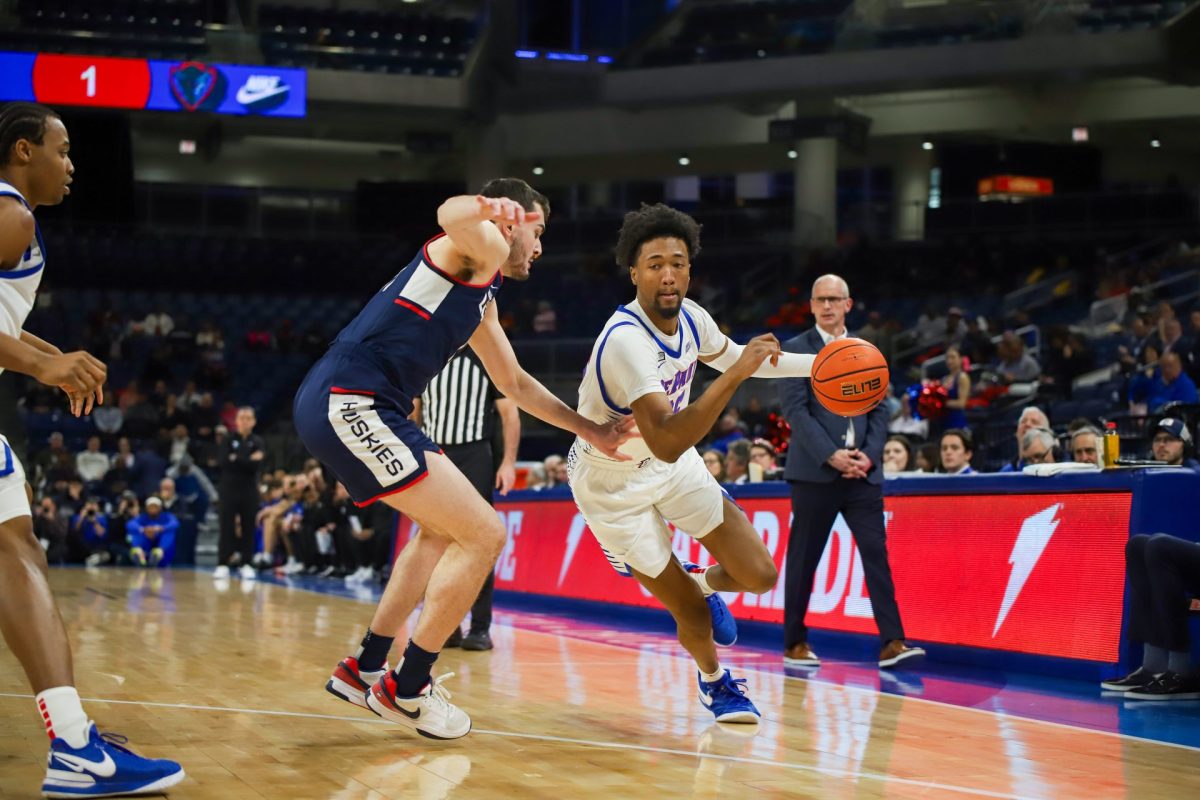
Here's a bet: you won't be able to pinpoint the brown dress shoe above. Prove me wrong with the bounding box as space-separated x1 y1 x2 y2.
783 643 820 667
879 640 925 669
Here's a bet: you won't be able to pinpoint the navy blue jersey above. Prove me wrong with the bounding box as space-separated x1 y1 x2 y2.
329 234 502 410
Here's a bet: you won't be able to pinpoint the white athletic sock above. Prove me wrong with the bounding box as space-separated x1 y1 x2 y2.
700 665 725 684
691 566 716 597
36 686 90 748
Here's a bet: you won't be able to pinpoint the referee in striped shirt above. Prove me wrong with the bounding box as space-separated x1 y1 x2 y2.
412 347 519 651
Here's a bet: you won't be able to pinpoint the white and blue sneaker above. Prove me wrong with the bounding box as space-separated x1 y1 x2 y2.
42 723 184 798
698 670 761 724
682 561 737 647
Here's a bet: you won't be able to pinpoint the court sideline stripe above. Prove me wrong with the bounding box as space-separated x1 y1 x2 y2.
0 692 1036 800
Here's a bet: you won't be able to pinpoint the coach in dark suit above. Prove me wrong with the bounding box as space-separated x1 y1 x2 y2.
779 274 924 670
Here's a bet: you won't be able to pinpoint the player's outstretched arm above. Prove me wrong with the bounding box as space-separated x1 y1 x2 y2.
435 195 542 275
468 304 632 460
630 334 780 463
701 335 815 378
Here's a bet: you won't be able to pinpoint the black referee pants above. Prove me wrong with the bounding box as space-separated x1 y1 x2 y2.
442 439 496 633
218 484 260 566
1126 533 1200 652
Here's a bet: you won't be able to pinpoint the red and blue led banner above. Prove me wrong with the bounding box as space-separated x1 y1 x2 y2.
0 51 306 117
489 491 1133 663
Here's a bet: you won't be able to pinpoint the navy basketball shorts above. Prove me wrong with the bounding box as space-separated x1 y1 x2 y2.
294 360 439 507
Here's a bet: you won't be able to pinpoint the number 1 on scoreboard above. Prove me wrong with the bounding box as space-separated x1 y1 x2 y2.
80 64 96 98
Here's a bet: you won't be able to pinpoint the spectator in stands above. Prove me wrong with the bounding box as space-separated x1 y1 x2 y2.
994 332 1040 384
1014 427 1057 468
168 424 193 466
1070 426 1104 467
91 383 123 441
1150 418 1200 469
942 306 967 347
35 496 68 565
940 429 975 474
961 316 995 365
1117 315 1155 374
70 498 115 566
52 478 86 520
915 442 940 473
122 386 161 440
1042 330 1093 398
882 435 915 476
1000 407 1050 472
175 380 202 413
130 441 167 500
540 455 568 489
740 397 770 437
531 300 558 334
941 346 970 431
888 388 929 439
725 440 752 484
127 496 179 568
701 448 727 482
1129 352 1198 414
749 439 783 480
161 393 188 432
856 311 894 363
142 307 174 337
1101 533 1200 700
168 455 215 519
1154 317 1189 358
192 394 219 441
707 407 748 453
33 432 71 488
74 436 108 488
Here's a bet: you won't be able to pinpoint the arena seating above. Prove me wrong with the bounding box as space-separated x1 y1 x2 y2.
257 4 478 76
9 0 209 59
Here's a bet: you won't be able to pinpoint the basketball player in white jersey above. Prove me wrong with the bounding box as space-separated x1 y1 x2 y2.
569 203 814 722
0 103 184 796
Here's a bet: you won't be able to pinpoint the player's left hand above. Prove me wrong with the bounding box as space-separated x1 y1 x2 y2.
60 385 102 417
495 462 517 496
586 416 636 461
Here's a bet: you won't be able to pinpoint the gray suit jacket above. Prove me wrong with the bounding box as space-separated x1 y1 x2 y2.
780 327 888 485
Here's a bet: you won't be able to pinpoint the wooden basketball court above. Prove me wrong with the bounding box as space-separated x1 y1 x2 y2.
1 568 1197 799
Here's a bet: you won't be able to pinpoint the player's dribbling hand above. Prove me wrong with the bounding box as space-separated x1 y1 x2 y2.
35 351 105 415
731 334 782 379
476 196 542 226
587 415 636 461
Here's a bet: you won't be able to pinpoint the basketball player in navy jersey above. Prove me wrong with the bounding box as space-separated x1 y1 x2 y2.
0 103 184 796
297 178 631 739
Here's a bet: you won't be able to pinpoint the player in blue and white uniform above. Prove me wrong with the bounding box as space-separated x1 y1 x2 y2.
0 103 184 797
569 204 814 724
296 179 631 740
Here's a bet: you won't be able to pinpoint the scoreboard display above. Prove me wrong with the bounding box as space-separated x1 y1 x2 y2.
0 51 306 118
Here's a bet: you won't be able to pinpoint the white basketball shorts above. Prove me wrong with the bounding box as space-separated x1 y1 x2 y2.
566 442 726 579
0 435 30 524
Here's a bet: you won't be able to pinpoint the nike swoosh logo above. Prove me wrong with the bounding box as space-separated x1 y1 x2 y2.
698 691 714 707
236 85 289 105
393 703 421 720
52 750 117 777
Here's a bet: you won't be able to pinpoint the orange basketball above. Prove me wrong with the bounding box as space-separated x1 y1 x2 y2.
811 338 889 416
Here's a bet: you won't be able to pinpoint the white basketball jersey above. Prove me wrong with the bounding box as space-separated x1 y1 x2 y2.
576 298 726 463
0 182 45 368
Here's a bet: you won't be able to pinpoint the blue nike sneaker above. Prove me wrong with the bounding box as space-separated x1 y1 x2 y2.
682 561 737 647
42 723 185 798
697 670 761 724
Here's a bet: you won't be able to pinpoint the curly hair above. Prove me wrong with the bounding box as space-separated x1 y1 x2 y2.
614 203 701 268
0 102 59 166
